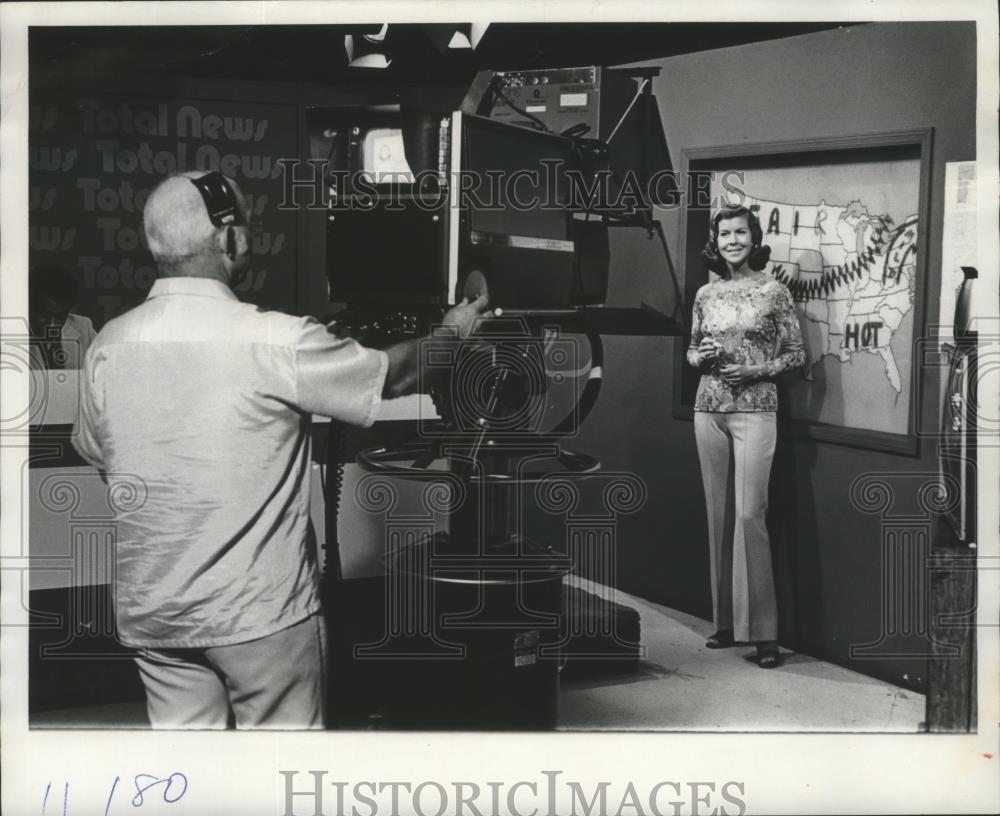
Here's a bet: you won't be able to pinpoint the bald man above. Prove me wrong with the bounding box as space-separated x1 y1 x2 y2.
73 171 489 729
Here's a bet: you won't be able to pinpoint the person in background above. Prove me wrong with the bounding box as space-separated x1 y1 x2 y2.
73 170 490 729
686 205 804 669
28 263 96 369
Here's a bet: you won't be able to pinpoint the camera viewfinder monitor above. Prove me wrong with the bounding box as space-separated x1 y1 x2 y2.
323 110 605 310
362 128 415 184
324 111 450 307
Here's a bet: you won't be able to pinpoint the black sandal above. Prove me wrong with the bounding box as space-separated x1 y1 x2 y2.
705 629 735 649
756 641 781 669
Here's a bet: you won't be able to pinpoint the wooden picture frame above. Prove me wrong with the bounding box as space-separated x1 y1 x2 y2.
673 129 933 456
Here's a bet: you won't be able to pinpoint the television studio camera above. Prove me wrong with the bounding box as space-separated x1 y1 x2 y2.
308 65 685 729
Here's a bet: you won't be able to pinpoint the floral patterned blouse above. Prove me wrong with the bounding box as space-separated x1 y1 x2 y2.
686 274 805 412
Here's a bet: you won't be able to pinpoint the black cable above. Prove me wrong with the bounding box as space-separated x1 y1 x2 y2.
320 419 349 582
560 123 591 139
491 82 551 133
564 136 607 218
650 218 687 331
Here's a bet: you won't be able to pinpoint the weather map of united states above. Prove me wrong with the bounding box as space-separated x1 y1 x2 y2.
744 195 917 394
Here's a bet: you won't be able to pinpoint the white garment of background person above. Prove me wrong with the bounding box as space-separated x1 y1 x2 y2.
28 312 97 370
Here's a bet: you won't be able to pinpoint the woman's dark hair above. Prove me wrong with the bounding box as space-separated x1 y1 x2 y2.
29 263 79 306
700 205 771 276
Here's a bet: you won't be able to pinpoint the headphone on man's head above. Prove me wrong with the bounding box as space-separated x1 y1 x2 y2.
190 171 242 228
190 171 244 260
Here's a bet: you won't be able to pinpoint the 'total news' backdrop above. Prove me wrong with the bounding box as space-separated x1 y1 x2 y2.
29 95 299 328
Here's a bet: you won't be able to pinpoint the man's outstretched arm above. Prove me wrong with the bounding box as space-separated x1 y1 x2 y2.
381 295 491 399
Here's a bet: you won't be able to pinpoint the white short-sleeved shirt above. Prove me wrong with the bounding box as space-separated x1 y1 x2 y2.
73 277 388 648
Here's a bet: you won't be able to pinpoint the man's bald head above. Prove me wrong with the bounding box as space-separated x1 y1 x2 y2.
143 171 249 276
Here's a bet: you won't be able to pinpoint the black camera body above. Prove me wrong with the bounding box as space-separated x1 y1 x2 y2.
422 316 582 439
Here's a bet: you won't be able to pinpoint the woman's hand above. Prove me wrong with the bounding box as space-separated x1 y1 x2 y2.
718 363 757 386
697 338 721 367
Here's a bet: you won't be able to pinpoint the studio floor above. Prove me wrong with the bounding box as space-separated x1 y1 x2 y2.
31 579 924 732
557 580 924 732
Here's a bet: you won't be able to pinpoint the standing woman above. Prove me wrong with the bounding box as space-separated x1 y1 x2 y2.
686 205 805 668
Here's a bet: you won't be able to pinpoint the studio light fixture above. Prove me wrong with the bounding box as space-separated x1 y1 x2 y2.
345 24 391 68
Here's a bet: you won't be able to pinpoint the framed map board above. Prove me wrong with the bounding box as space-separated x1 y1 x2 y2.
674 129 932 455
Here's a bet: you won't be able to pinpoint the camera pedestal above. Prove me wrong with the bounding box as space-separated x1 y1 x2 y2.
355 440 597 730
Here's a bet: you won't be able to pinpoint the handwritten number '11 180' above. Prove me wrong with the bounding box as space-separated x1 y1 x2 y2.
42 773 188 815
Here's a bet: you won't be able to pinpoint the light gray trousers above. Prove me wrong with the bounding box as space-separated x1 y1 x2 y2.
133 612 327 729
694 411 778 643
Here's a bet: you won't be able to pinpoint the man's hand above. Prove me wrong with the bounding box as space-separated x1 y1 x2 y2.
718 363 757 386
381 296 493 400
442 295 492 339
